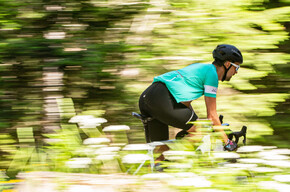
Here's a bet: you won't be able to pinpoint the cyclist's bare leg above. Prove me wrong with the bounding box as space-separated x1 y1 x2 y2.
155 125 198 162
187 124 197 133
185 124 205 143
155 145 170 161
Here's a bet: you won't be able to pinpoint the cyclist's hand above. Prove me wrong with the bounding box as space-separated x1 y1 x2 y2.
224 139 238 151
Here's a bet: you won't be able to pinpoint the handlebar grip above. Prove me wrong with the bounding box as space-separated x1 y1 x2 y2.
228 126 247 145
219 115 224 124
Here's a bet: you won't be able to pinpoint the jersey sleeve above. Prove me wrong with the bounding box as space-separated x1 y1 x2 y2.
204 67 218 98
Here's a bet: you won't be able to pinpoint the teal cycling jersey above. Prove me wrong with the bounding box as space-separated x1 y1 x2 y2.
153 63 218 103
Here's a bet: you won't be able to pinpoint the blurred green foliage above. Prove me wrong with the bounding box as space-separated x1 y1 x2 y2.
0 0 289 186
2 114 289 191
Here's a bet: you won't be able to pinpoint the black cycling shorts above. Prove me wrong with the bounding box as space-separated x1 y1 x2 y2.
139 82 198 142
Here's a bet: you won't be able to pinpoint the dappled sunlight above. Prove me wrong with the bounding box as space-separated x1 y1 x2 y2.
141 172 174 179
122 143 151 151
273 175 290 182
168 176 212 187
69 115 107 129
163 150 195 161
65 158 92 169
213 152 240 159
223 163 257 169
258 181 290 192
237 145 266 153
263 160 290 168
238 158 266 164
94 146 121 154
83 138 110 145
44 32 66 39
95 154 118 161
122 154 151 164
103 125 130 132
249 167 282 173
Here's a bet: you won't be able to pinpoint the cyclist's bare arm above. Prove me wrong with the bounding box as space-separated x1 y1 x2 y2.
182 99 228 143
204 96 228 143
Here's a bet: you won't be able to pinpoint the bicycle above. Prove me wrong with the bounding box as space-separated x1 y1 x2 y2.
131 112 247 173
132 112 247 148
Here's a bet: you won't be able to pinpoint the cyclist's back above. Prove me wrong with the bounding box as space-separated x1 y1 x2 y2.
153 63 219 103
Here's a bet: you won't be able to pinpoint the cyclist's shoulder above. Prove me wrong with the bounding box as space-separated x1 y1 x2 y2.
180 63 214 75
183 62 213 70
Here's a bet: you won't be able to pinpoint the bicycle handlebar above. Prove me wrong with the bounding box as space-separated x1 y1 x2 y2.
219 115 247 145
228 125 247 145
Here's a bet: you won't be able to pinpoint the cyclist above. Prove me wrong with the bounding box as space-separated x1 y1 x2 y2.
138 44 243 155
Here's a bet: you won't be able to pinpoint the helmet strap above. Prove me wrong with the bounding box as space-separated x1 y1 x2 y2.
222 64 232 82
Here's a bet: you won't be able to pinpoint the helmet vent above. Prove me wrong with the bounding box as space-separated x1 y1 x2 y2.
219 50 226 55
233 52 239 57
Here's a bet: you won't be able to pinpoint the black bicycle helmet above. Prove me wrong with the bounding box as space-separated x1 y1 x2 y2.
212 44 243 64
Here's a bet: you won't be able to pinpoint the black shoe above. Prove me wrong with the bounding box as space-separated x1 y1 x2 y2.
154 159 170 172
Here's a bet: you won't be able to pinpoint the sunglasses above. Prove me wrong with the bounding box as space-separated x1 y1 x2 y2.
230 62 240 72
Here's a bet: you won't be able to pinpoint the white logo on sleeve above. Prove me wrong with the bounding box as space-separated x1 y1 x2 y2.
204 85 217 95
